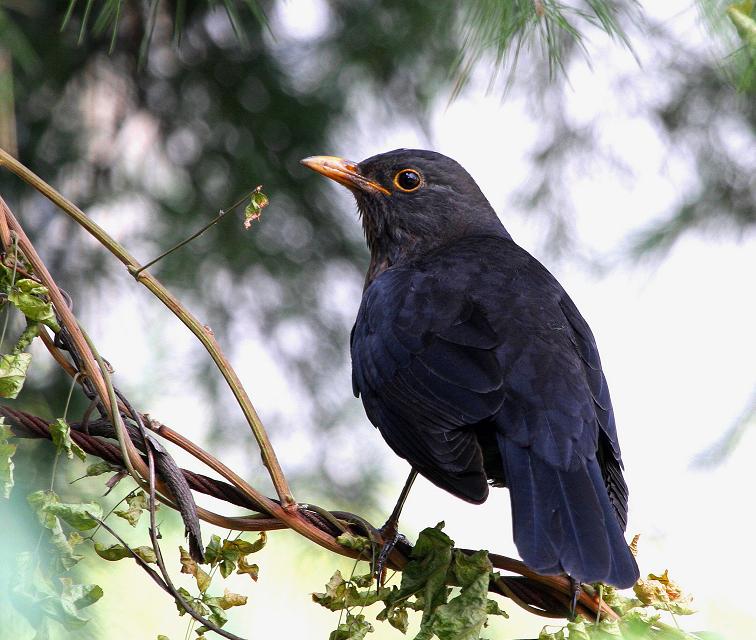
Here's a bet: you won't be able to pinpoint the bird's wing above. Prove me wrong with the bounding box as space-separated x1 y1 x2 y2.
351 267 504 503
477 244 636 585
559 293 629 529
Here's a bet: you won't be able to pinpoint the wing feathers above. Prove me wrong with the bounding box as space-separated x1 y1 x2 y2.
499 435 638 587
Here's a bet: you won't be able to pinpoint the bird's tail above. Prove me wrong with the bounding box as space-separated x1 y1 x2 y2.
497 434 639 588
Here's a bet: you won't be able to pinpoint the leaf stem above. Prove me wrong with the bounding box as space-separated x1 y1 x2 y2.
131 189 255 277
0 231 19 349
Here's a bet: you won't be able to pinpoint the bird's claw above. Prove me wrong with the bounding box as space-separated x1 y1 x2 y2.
569 576 582 618
373 529 406 586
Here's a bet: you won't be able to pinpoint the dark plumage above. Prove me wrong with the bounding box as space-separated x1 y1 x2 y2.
301 149 639 588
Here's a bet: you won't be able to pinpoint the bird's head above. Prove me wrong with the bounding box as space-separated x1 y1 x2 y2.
301 149 506 281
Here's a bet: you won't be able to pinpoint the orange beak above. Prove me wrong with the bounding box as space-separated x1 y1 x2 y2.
300 156 390 196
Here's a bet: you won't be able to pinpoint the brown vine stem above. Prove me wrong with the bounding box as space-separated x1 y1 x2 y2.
0 196 12 247
0 198 269 534
0 196 154 498
486 552 618 621
35 323 283 531
4 403 611 620
0 148 355 557
38 328 79 377
0 148 292 509
35 332 327 535
4 199 262 549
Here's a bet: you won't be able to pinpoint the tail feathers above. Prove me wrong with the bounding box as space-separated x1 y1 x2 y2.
498 434 639 588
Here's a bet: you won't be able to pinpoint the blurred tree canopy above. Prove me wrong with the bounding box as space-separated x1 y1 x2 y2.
0 0 753 507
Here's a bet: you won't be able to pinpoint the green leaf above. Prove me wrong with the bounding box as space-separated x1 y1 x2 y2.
328 613 373 640
180 546 212 593
205 532 267 578
203 534 223 564
350 573 374 589
728 2 756 50
312 570 390 611
600 584 637 616
27 489 60 528
114 490 149 526
205 588 248 611
60 578 104 610
133 546 159 564
44 501 102 530
27 492 84 570
236 555 259 581
13 322 39 354
539 627 565 640
203 599 228 628
386 606 409 633
593 617 624 638
336 531 372 552
243 185 269 229
382 523 453 634
431 550 496 640
13 559 103 630
0 419 17 498
563 618 591 640
49 418 87 461
0 352 32 399
217 556 236 579
175 587 209 618
85 461 119 477
44 577 104 629
619 609 660 637
225 531 267 555
95 543 157 563
485 598 508 617
7 278 60 331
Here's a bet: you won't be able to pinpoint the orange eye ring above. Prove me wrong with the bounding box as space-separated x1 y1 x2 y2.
393 168 423 192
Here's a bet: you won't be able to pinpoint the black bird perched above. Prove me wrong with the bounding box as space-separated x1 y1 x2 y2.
301 149 640 588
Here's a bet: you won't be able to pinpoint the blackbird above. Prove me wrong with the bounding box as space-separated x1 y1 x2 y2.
301 149 640 588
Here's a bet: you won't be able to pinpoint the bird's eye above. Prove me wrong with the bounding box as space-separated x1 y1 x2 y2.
393 169 422 193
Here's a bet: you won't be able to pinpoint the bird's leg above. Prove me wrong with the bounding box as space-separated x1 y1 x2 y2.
374 469 418 584
568 576 582 619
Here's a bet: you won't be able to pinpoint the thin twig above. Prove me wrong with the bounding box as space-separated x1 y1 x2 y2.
132 189 256 277
146 442 245 640
91 514 174 597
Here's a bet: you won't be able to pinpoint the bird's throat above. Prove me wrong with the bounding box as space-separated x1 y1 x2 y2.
362 215 418 288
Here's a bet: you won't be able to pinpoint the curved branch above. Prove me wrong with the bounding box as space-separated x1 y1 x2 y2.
0 147 293 509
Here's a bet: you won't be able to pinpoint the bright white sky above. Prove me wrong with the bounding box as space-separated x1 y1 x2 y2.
46 1 754 638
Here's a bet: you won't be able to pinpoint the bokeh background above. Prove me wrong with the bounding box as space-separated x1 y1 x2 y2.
0 1 754 638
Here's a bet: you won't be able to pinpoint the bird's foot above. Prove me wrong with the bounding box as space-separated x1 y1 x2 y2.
373 523 404 586
568 576 582 618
